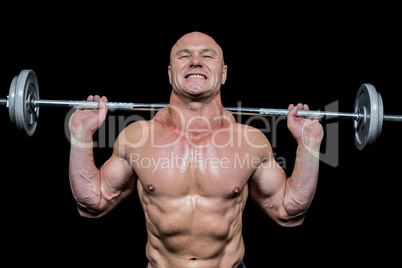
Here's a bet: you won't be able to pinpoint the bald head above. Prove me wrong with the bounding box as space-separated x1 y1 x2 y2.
167 31 228 101
170 32 225 65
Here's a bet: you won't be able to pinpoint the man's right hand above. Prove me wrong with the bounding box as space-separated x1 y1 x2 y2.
69 95 109 141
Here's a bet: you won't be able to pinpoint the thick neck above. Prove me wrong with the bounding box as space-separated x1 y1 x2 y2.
156 91 234 133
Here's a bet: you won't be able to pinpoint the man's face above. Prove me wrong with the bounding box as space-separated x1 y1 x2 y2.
168 32 227 100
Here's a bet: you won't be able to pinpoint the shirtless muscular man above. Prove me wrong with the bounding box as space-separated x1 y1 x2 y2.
69 32 324 268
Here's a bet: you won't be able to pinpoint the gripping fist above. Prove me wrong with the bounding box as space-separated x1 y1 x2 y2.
69 95 109 140
287 103 324 146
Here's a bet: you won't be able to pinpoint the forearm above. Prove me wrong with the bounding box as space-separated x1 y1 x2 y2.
283 140 321 217
69 134 103 215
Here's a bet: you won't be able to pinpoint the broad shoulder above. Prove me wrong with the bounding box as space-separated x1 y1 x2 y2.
235 123 272 150
115 117 174 147
115 120 153 149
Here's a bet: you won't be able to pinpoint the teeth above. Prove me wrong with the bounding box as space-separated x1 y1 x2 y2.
187 74 206 79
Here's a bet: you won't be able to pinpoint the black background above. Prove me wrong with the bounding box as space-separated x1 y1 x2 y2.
1 4 401 267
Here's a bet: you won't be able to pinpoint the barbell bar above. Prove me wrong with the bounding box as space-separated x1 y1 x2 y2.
2 69 402 150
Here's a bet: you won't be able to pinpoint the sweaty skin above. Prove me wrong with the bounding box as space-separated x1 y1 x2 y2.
69 32 324 268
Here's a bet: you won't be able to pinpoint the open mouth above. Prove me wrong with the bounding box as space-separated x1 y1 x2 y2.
185 73 207 79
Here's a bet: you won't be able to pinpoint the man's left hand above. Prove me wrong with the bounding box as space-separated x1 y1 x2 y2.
287 103 324 146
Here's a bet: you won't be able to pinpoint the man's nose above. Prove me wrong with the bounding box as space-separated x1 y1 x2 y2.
189 54 203 68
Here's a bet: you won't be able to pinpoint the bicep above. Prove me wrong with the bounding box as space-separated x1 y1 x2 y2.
99 135 137 206
249 155 288 218
245 128 287 210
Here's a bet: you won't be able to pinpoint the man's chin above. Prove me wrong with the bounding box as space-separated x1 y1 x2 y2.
184 86 207 97
189 88 206 96
175 86 217 101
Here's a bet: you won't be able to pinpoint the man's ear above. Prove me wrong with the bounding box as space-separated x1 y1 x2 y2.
221 65 228 85
168 65 172 85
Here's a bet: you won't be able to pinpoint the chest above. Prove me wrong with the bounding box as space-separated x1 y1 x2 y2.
127 129 260 198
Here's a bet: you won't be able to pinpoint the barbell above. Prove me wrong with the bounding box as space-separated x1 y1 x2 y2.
1 69 402 150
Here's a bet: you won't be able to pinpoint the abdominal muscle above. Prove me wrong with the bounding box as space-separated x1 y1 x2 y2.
139 183 248 268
